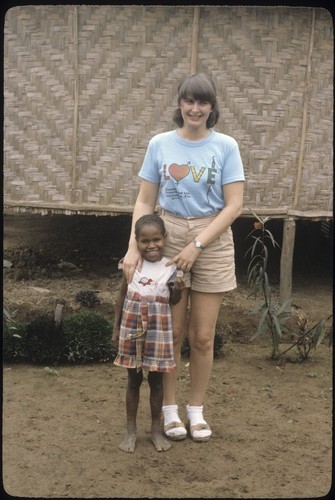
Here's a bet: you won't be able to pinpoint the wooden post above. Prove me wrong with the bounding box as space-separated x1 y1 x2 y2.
190 6 200 73
54 303 64 326
279 218 296 305
70 5 79 203
281 11 314 306
292 9 314 211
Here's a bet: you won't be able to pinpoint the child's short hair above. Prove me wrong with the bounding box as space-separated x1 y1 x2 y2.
135 214 166 239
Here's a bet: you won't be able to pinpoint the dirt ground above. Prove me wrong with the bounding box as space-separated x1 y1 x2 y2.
2 212 333 499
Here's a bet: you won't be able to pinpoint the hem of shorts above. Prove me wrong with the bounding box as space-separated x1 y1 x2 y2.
114 365 176 373
114 356 176 372
191 283 237 293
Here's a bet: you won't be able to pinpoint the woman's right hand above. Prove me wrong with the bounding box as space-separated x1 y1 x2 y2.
121 245 142 284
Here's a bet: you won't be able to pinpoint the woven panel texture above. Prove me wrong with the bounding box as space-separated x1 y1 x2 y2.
4 6 333 216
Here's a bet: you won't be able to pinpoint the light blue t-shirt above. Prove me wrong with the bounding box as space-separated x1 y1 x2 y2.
138 130 245 217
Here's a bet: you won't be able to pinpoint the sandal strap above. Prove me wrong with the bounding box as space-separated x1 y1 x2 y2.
190 422 211 432
164 421 186 431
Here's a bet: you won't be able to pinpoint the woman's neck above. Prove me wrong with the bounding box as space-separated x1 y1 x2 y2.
177 126 212 141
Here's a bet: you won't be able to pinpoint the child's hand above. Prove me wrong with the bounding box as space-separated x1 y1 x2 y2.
112 327 120 348
169 271 186 306
174 270 186 291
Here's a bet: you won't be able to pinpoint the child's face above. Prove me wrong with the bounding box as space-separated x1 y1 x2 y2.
136 224 166 262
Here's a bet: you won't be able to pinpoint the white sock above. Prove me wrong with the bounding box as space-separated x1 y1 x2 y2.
162 404 186 437
186 404 211 439
162 404 182 425
186 404 206 426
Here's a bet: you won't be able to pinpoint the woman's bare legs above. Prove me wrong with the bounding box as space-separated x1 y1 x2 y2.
163 288 190 405
162 289 189 439
186 291 223 440
164 289 222 406
163 289 223 440
187 291 224 405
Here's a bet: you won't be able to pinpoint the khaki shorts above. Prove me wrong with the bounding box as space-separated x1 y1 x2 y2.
159 209 237 293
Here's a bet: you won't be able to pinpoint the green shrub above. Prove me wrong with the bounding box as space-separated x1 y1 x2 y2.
4 309 115 365
62 311 113 363
3 321 28 362
25 314 64 364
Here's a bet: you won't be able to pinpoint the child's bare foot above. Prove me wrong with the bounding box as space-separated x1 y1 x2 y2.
119 432 136 453
151 431 172 452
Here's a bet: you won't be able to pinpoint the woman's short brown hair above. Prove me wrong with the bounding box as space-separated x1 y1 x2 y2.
173 73 220 128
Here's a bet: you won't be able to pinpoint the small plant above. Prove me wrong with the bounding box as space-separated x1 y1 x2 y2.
75 290 101 308
245 210 291 359
2 321 27 362
3 302 18 336
278 314 332 361
3 303 27 361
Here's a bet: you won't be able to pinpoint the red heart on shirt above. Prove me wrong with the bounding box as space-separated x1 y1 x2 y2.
169 163 190 182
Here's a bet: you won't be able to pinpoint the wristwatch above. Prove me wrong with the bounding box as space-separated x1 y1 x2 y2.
193 239 205 250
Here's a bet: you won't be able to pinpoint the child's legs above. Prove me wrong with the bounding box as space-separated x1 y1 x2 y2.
148 371 172 451
147 371 164 430
126 368 143 430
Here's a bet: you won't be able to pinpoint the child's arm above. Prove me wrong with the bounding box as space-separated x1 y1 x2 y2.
112 275 128 347
168 271 185 306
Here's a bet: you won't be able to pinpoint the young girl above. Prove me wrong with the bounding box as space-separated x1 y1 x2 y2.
112 214 185 453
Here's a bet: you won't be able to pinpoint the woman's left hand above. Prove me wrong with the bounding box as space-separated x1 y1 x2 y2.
166 242 201 272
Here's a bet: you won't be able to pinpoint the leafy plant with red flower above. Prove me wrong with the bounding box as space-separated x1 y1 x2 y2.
246 209 332 360
245 210 291 359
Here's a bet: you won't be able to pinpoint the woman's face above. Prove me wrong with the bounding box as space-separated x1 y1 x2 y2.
179 96 212 130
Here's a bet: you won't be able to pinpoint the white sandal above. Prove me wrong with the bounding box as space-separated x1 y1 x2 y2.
164 421 187 441
188 422 212 442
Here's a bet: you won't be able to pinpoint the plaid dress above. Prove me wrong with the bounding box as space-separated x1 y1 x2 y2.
114 258 177 372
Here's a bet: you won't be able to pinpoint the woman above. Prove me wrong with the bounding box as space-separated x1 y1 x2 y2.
121 73 245 442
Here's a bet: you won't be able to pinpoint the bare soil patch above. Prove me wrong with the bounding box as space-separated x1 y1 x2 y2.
2 212 333 498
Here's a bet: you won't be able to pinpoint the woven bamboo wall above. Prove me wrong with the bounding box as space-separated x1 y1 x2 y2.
4 5 333 218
